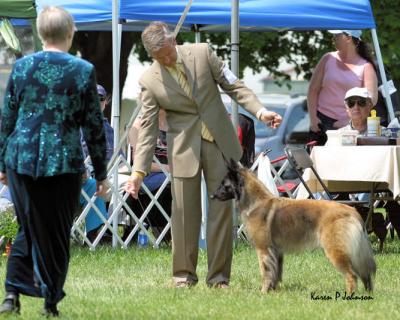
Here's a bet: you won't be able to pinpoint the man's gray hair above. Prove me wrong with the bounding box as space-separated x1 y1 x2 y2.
141 22 175 56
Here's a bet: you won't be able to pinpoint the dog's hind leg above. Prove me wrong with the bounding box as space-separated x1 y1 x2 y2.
256 246 280 293
323 247 357 294
277 252 284 284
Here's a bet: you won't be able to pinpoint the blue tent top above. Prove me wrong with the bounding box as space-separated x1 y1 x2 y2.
36 0 112 24
29 0 376 31
119 0 376 30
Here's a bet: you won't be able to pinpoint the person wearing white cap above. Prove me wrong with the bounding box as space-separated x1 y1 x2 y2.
339 87 374 134
339 87 400 241
307 29 378 145
328 30 362 40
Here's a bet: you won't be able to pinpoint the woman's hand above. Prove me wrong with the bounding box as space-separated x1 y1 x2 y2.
333 119 349 129
310 117 322 133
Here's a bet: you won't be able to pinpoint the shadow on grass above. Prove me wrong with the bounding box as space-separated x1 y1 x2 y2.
279 282 308 292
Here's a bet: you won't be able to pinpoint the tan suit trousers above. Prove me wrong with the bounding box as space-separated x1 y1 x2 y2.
171 139 233 285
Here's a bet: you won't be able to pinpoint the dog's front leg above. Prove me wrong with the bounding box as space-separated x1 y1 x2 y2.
256 247 280 293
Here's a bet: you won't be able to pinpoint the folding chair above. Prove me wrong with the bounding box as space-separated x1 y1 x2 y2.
71 106 172 249
269 154 298 198
284 146 371 204
284 145 375 219
251 148 303 198
284 145 391 250
284 146 332 200
261 141 318 199
120 158 172 249
116 111 172 248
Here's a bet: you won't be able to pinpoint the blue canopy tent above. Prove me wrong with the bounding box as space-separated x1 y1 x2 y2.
118 0 392 124
120 0 376 31
37 0 111 24
34 0 377 30
28 0 392 130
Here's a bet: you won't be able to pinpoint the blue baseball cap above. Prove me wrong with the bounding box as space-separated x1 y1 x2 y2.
328 30 362 40
97 84 107 97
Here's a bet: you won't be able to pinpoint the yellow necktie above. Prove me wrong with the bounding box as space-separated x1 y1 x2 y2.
169 64 214 142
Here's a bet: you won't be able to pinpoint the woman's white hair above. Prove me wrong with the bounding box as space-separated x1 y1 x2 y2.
37 6 75 45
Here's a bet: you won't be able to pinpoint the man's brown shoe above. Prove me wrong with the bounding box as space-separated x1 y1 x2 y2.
214 282 229 289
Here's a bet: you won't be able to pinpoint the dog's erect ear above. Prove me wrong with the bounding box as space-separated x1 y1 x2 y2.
228 158 240 172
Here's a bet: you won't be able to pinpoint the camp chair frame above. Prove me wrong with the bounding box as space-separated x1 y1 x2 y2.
71 108 171 249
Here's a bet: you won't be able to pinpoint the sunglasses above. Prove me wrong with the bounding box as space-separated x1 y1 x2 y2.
346 98 368 108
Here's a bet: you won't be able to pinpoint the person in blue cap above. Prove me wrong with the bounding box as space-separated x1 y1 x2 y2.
82 84 114 163
80 84 114 242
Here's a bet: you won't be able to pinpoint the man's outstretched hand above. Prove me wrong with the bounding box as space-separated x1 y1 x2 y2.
259 110 282 129
124 174 144 199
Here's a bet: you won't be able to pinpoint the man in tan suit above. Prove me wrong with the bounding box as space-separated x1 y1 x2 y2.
125 22 282 288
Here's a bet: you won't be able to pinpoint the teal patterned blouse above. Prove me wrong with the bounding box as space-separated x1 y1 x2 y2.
0 51 107 181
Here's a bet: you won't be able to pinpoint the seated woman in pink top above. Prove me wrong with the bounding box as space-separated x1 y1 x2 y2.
307 30 378 145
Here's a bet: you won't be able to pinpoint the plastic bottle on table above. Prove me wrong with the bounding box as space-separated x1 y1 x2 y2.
367 110 381 137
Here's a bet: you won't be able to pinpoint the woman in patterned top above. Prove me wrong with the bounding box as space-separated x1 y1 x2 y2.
0 6 108 316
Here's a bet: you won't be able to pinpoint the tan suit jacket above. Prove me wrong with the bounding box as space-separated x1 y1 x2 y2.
134 43 264 178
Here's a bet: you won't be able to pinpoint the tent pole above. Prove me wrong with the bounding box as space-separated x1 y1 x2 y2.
231 0 239 244
231 0 239 130
371 28 395 121
111 0 121 248
194 25 201 43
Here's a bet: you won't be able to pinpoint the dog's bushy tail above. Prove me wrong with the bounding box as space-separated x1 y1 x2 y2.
348 217 376 291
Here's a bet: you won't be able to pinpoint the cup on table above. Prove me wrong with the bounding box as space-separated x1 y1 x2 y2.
341 130 359 146
326 130 341 146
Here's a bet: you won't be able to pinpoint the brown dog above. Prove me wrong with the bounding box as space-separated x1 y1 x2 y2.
211 160 376 293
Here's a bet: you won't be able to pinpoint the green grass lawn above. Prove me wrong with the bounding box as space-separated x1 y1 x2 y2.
1 236 399 320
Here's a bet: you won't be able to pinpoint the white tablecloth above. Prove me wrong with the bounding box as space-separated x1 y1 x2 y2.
296 146 400 199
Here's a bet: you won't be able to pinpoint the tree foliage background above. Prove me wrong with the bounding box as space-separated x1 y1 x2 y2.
1 0 399 108
129 1 400 99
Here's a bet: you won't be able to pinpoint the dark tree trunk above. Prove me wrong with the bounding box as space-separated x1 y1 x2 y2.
72 31 140 120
